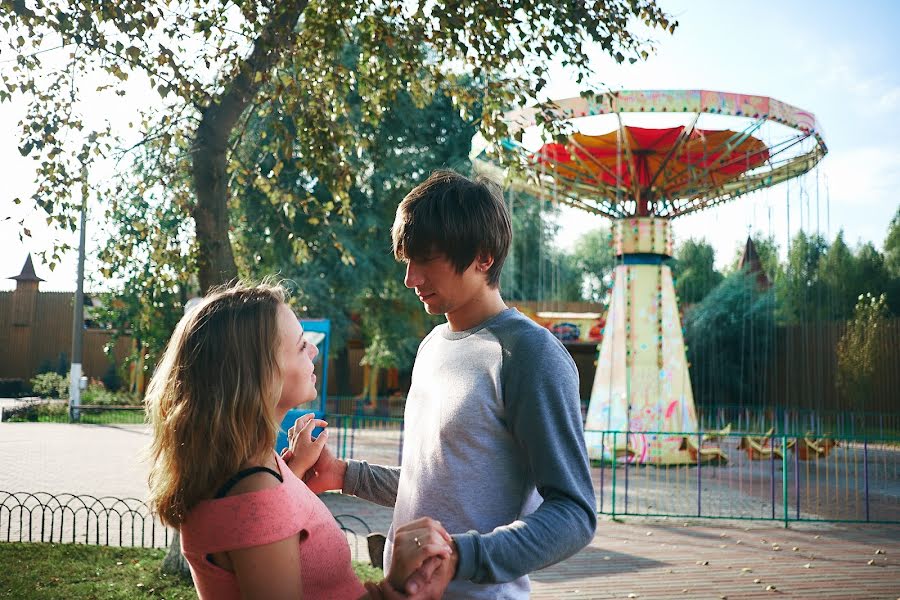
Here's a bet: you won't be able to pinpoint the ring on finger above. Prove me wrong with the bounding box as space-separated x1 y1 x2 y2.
414 536 421 548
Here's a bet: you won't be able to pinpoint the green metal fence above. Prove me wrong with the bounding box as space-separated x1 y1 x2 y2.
589 430 899 525
697 405 900 439
4 406 897 525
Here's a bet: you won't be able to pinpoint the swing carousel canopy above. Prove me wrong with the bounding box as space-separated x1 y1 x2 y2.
471 89 827 219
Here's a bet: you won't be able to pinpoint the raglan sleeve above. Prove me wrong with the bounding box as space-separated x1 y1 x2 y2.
343 459 401 508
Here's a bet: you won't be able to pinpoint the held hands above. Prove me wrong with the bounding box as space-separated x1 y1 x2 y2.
388 518 455 599
280 413 328 479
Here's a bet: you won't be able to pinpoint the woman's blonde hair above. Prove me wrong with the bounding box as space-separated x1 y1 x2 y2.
146 281 287 527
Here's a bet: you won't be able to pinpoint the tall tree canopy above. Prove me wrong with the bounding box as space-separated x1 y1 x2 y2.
3 0 676 290
568 226 616 304
683 270 776 408
670 238 723 306
501 194 581 303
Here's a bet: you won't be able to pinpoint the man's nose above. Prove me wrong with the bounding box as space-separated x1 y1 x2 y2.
404 262 423 289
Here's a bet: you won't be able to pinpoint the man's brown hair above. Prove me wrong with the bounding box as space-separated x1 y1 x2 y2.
391 170 511 287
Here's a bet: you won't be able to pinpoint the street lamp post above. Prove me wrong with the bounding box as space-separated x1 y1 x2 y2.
69 174 87 421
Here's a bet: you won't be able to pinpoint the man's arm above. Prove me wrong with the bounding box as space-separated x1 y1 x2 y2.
343 458 401 508
303 445 401 508
452 331 597 583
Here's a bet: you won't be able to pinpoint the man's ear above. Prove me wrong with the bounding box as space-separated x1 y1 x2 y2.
475 253 494 273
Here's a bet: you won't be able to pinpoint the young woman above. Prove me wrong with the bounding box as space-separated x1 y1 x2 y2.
146 282 451 599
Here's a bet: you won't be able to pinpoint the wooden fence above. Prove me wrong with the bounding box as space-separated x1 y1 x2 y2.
0 291 132 383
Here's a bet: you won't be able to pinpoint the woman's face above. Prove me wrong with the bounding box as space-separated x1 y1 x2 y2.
275 303 319 414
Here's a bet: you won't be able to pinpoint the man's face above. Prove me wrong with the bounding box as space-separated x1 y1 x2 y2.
404 253 489 318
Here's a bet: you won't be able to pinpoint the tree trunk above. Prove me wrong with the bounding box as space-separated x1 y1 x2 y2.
160 530 192 579
191 2 309 292
193 114 239 291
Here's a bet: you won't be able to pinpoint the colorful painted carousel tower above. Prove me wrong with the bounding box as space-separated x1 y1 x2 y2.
590 217 694 463
472 90 827 464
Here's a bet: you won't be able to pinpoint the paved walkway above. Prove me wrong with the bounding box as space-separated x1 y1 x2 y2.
1 423 898 599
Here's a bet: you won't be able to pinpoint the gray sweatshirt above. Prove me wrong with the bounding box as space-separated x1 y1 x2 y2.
344 308 596 599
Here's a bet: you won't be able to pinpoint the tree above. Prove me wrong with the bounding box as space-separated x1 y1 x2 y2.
91 136 196 373
818 231 857 320
853 242 890 299
569 226 616 304
501 193 583 303
884 207 900 278
776 231 829 322
882 208 900 315
3 1 676 290
670 238 723 305
836 293 889 410
683 271 776 408
231 79 475 372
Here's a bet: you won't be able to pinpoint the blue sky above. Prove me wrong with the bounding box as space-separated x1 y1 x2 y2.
1 0 898 290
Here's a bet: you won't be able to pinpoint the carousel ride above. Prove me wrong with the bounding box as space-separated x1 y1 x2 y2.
472 90 827 464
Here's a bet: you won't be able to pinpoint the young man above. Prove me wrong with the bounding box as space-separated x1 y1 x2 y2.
307 170 596 598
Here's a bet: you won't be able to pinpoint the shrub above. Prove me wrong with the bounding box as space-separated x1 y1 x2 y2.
30 372 69 399
80 383 137 406
2 399 68 422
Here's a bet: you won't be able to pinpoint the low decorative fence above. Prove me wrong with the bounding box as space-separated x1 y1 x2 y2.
0 491 170 548
0 491 381 564
588 430 899 525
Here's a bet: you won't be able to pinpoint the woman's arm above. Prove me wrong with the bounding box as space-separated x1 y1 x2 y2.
229 533 303 600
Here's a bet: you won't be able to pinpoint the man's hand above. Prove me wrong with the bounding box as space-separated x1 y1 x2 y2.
405 548 457 599
303 444 348 494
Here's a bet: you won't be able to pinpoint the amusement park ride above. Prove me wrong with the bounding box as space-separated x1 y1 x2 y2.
472 90 827 464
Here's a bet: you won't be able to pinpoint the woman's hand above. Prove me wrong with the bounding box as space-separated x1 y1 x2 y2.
387 518 453 595
281 413 328 480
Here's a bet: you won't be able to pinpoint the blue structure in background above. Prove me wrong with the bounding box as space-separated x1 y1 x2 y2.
276 318 330 454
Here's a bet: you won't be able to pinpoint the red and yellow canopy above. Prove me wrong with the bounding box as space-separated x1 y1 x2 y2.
534 126 770 214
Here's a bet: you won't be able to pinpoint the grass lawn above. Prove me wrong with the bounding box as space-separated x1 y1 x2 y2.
0 543 383 599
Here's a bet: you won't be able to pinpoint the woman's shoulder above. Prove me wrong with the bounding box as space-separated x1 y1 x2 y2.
220 460 284 498
180 461 312 554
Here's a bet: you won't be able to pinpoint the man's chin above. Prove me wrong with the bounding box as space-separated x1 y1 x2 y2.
423 303 444 315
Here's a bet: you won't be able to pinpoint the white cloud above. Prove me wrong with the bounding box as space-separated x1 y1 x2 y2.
823 146 900 209
876 87 900 113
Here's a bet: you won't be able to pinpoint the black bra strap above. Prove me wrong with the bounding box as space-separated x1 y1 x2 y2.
214 466 283 499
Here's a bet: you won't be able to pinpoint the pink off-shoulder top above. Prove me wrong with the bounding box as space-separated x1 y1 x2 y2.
179 452 366 600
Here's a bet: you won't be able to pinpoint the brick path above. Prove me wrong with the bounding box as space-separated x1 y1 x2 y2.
2 422 899 599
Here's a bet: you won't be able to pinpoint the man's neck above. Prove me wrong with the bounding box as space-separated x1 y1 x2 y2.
445 288 508 332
